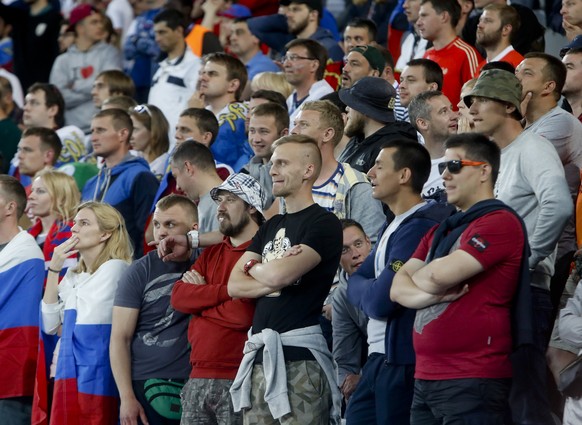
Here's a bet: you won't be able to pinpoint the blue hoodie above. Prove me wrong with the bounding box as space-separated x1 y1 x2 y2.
347 201 455 365
82 155 159 258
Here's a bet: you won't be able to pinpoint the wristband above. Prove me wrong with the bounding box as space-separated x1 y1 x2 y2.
243 259 260 276
187 230 200 249
48 267 61 274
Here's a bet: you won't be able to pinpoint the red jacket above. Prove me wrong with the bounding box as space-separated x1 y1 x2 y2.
171 237 255 379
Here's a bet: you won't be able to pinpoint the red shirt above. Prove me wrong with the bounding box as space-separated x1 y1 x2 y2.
411 210 524 380
424 37 482 108
477 48 524 72
171 237 255 380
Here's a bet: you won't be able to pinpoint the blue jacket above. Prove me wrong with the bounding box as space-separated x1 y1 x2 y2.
247 12 341 58
347 201 454 365
82 155 159 258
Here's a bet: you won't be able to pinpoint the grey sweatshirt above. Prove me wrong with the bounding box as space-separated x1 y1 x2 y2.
50 41 122 133
495 130 572 289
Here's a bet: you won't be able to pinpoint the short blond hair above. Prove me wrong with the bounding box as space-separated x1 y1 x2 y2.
251 72 294 99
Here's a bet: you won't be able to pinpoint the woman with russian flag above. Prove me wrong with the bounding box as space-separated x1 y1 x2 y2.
40 202 133 425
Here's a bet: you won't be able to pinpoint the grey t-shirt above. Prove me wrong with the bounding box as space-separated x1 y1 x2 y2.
197 191 220 234
114 251 192 380
495 130 571 285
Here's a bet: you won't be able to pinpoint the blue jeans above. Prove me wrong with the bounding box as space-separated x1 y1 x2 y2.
509 286 554 425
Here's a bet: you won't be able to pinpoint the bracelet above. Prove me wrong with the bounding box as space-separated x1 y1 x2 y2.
187 230 200 249
48 267 62 274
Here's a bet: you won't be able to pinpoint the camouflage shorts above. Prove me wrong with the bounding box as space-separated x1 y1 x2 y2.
180 377 242 425
243 360 331 425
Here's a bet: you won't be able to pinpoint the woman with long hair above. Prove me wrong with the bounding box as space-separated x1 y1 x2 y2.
129 104 170 179
28 170 81 280
41 202 133 424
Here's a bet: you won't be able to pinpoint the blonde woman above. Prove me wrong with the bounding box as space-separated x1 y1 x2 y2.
28 170 81 280
41 202 133 424
250 72 293 99
129 104 170 180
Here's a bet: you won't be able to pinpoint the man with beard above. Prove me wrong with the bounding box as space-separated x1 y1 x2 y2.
171 173 266 425
284 0 343 62
338 77 417 174
476 4 523 71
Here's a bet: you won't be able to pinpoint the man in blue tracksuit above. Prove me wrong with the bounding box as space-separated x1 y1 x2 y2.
82 108 159 258
346 140 454 424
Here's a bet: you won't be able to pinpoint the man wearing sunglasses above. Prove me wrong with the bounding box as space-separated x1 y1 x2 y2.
391 133 529 424
465 69 571 425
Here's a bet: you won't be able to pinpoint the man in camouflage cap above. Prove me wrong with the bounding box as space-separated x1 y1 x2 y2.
466 68 572 425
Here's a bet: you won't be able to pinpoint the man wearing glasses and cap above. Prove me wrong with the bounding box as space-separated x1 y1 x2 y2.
465 69 571 425
391 133 530 424
171 173 266 425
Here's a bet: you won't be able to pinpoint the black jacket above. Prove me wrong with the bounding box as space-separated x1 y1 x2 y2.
338 122 418 174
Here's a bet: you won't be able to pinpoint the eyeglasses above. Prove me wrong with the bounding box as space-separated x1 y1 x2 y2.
437 159 487 175
134 104 152 117
282 54 316 62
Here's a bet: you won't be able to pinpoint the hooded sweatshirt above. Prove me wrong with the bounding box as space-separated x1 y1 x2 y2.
338 122 418 174
81 155 159 258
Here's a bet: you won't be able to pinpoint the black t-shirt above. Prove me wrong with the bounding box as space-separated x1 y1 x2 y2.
248 204 342 359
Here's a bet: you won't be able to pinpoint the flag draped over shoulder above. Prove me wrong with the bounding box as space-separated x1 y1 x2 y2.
31 220 78 425
44 259 129 425
0 231 44 398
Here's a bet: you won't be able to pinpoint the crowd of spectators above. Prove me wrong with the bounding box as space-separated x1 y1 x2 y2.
2 0 582 423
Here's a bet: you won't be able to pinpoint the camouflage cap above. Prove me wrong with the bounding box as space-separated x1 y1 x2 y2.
463 69 523 119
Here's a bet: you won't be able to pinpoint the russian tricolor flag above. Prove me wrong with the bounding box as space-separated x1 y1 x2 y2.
42 259 129 425
0 231 44 399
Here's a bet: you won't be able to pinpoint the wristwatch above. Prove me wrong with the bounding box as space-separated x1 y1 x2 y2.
243 259 260 276
187 230 199 249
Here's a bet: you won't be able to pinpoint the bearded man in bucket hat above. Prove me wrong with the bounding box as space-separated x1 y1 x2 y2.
466 68 571 425
170 173 267 424
337 76 417 174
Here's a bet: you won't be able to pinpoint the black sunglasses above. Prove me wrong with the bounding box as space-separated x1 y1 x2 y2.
438 159 487 175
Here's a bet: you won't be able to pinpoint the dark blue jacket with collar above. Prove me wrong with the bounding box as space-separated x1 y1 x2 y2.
347 201 455 365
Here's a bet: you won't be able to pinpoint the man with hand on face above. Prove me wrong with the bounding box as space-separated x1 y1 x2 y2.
171 173 266 425
110 194 198 425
